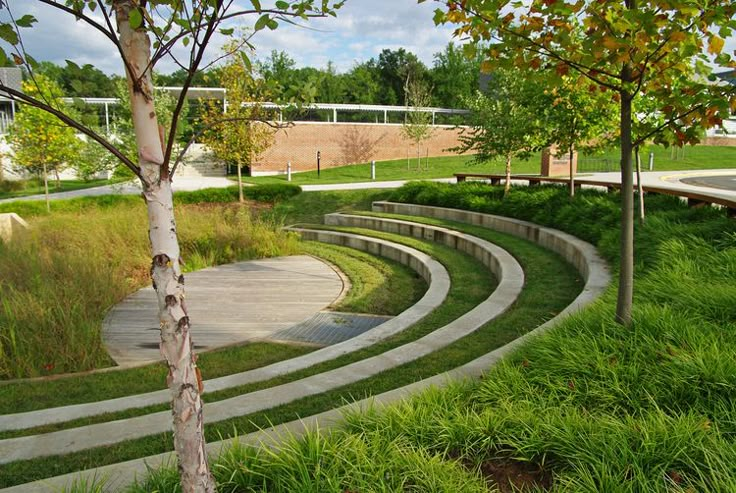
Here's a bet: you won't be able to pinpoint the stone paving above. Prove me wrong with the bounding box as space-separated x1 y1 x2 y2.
103 255 345 366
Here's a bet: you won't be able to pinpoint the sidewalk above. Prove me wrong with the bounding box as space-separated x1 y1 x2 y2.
0 177 234 204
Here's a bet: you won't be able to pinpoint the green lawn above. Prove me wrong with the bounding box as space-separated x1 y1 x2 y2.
243 145 736 186
0 177 130 200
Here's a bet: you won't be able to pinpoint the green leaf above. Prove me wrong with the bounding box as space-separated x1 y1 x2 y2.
0 24 19 46
15 15 37 28
219 27 234 36
128 8 143 29
254 13 270 31
267 19 278 30
250 0 262 11
275 0 289 8
0 48 8 67
182 36 190 47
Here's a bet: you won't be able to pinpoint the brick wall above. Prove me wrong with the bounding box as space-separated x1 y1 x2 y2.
252 122 469 175
702 136 736 146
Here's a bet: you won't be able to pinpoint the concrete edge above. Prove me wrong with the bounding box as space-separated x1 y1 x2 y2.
0 234 449 432
0 223 517 464
1 208 608 493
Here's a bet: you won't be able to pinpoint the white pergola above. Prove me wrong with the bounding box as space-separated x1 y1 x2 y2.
58 87 469 132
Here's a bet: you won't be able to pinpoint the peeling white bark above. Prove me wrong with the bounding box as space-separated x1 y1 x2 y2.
113 1 214 491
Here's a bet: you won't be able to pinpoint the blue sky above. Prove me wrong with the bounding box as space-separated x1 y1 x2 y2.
10 1 457 75
4 1 735 77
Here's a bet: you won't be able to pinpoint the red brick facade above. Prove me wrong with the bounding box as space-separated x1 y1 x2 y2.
702 136 736 146
541 146 578 177
252 122 469 175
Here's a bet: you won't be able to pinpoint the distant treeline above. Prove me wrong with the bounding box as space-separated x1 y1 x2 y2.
32 43 482 109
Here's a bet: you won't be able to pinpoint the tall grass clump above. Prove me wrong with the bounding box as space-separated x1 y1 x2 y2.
128 428 488 493
0 203 299 379
328 181 736 490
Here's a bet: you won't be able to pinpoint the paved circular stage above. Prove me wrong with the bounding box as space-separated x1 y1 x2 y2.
102 255 345 366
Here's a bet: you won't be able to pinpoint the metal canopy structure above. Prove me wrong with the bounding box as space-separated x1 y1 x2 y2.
24 87 470 133
240 102 470 124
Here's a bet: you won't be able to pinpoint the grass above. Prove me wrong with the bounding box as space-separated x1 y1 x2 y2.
0 177 129 200
244 145 736 186
85 184 736 492
301 241 426 316
0 213 580 488
0 202 301 379
333 183 736 491
0 226 424 413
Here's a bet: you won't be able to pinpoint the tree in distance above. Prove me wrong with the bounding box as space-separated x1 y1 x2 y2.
402 75 435 171
454 66 548 196
7 75 81 211
200 39 277 202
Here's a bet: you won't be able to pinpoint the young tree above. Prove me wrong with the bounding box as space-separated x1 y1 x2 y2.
545 77 618 197
0 2 342 491
200 42 276 202
7 76 81 211
455 67 547 196
401 76 434 170
433 0 736 325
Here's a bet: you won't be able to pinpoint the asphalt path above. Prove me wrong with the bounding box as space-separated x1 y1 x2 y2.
680 174 736 191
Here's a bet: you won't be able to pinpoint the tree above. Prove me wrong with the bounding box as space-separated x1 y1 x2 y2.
544 77 618 197
430 42 483 109
455 67 547 196
401 75 434 170
7 76 81 211
377 48 429 105
0 1 342 491
344 60 383 105
433 0 736 325
200 42 276 202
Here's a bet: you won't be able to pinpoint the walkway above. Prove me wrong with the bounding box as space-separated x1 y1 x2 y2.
103 255 344 366
0 177 234 204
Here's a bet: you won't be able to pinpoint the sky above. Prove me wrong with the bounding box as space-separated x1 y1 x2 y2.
3 2 735 77
7 1 458 75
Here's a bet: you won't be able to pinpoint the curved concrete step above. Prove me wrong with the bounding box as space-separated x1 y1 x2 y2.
0 223 522 464
0 234 448 432
1 210 608 493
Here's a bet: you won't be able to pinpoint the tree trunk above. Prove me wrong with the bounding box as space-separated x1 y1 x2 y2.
416 146 421 171
504 154 512 197
54 169 61 189
616 87 635 326
635 145 645 223
568 146 575 198
236 162 244 203
43 160 50 213
114 2 215 491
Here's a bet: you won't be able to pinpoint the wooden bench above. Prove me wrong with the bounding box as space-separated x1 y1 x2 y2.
453 173 736 217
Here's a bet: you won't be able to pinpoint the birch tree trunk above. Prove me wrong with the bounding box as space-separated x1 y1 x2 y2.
113 2 215 491
504 154 512 197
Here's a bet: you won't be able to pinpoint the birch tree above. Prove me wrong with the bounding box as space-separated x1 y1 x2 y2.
0 1 342 491
432 0 736 325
